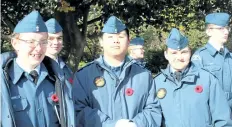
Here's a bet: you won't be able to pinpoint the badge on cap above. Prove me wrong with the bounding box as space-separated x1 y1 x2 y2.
36 25 39 32
94 76 105 87
157 88 167 99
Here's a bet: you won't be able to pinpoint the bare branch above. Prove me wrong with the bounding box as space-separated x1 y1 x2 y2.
1 14 15 32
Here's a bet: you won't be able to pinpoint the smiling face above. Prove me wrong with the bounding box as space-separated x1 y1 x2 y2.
206 24 230 44
46 32 63 57
100 30 130 59
165 47 191 72
11 32 48 69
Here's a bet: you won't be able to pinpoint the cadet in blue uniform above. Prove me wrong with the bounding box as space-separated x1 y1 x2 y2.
1 11 75 127
128 37 146 68
154 28 232 127
191 12 232 109
73 16 161 127
45 18 73 89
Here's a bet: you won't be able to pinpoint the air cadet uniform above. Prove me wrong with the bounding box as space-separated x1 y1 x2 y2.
45 18 73 91
1 11 75 127
129 37 146 68
73 16 162 127
154 28 232 127
191 13 232 109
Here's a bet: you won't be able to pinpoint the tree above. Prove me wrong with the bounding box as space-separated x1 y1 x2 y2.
2 0 231 71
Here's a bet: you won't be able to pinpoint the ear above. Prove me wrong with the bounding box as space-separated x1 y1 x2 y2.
11 38 19 51
99 37 104 47
205 29 211 37
164 50 168 60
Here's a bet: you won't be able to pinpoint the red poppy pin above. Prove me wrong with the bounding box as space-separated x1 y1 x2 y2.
195 85 203 93
126 88 134 96
51 94 59 103
69 78 73 84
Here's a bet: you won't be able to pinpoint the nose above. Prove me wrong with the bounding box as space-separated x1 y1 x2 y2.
113 36 119 44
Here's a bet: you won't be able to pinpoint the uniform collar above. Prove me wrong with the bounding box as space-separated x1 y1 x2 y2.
58 57 66 69
161 63 198 83
95 55 135 71
16 58 41 75
9 59 26 85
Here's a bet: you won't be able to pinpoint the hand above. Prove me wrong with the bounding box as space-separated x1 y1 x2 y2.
115 119 137 127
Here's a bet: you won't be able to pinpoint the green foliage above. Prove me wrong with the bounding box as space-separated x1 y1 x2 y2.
1 0 232 72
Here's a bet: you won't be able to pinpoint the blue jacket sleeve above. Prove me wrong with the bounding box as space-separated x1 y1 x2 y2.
131 77 162 127
209 74 232 127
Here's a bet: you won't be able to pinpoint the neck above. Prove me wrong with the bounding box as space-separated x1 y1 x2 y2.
208 38 224 50
46 53 58 61
103 54 125 67
16 58 37 72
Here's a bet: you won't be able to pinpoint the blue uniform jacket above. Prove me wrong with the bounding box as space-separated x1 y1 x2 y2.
154 63 232 127
191 43 232 109
1 52 75 127
73 55 162 127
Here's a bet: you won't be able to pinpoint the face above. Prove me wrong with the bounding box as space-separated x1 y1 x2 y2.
101 30 130 59
11 32 48 68
46 32 63 56
165 47 191 72
129 45 144 59
206 24 230 44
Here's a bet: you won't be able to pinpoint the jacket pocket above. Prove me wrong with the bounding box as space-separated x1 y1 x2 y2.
11 96 28 112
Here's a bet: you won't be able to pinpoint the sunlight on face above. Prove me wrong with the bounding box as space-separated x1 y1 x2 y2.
46 32 63 56
165 47 191 71
12 32 48 68
101 30 129 58
206 24 230 44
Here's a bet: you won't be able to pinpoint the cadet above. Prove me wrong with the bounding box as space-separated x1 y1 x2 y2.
45 18 73 89
128 37 146 68
191 12 232 109
154 28 232 127
73 16 161 127
1 11 75 127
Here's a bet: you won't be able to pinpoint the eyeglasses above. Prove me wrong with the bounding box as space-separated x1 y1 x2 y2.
209 26 231 32
17 38 48 48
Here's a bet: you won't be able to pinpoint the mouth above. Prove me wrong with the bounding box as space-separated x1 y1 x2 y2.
111 46 120 49
30 54 43 60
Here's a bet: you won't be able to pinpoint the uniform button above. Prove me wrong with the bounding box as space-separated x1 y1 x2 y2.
7 115 10 118
13 105 16 108
38 108 42 112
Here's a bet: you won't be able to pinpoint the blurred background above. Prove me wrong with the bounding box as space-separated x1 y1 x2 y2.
1 0 232 74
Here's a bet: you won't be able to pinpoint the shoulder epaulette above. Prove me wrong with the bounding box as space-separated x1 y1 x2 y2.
152 72 162 79
77 61 95 72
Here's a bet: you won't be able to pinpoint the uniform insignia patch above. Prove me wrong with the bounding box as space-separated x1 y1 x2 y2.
157 88 167 99
191 55 201 61
94 76 105 87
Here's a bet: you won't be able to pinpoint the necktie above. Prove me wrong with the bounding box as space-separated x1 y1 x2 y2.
219 48 224 55
174 71 181 82
29 70 38 84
